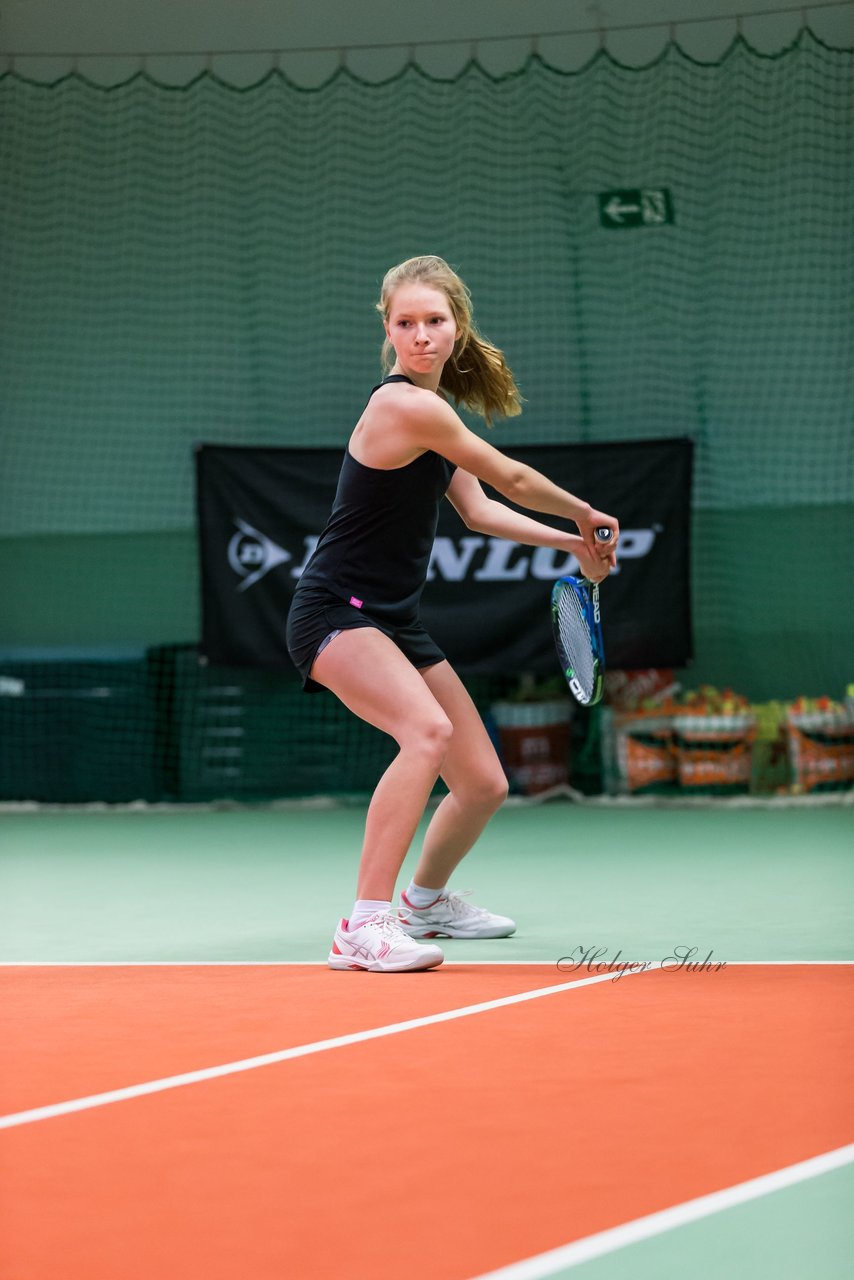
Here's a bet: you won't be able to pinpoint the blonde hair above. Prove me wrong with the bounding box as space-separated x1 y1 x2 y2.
376 255 523 426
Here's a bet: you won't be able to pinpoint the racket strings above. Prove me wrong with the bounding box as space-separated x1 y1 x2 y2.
556 585 596 698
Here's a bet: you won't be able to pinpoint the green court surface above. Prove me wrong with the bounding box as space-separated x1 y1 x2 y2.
531 1161 854 1280
1 802 851 963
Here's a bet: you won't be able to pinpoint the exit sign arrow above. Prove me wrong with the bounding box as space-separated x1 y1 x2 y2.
599 189 674 228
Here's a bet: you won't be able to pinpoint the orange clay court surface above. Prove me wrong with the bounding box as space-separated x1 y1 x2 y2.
1 961 852 1280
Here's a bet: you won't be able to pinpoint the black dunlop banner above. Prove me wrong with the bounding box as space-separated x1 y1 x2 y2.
196 439 693 675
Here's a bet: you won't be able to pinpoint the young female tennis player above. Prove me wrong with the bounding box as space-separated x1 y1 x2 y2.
286 256 619 972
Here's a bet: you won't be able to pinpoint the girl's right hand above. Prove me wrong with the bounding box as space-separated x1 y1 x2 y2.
576 506 620 561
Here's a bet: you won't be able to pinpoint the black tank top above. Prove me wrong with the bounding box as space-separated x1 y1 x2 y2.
296 376 457 623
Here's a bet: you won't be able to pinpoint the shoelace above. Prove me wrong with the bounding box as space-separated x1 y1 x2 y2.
437 891 490 919
361 908 415 938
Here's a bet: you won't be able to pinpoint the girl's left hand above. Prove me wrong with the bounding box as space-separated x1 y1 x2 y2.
575 540 613 583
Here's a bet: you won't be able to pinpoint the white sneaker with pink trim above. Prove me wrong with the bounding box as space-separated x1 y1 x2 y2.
399 890 516 939
328 911 445 972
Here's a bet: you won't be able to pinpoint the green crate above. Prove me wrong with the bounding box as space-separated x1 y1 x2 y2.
0 658 159 803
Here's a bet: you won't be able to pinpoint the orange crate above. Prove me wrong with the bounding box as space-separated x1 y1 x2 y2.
673 715 756 795
787 712 854 793
611 712 677 795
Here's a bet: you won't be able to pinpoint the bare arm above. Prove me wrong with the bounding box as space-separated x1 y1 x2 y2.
447 470 614 580
398 389 619 553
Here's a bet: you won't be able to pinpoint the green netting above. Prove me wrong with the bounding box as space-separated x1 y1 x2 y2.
1 30 852 801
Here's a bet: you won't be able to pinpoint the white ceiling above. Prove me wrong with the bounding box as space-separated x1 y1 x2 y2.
2 0 851 83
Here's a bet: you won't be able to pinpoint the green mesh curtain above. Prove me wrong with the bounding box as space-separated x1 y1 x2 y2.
1 29 852 800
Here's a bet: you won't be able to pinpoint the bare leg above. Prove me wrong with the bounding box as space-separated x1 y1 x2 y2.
310 629 453 901
411 661 509 891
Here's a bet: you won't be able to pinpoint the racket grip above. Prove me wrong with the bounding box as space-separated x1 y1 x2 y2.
594 527 613 543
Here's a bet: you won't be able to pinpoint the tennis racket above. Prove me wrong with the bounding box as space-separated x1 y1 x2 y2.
551 528 613 706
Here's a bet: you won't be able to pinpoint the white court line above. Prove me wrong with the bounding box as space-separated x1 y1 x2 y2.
467 1144 854 1279
1 959 852 967
0 965 655 1131
0 961 562 967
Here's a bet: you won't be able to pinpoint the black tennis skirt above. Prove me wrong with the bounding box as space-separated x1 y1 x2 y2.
286 587 446 692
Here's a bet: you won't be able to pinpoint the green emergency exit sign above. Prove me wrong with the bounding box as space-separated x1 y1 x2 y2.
599 189 674 228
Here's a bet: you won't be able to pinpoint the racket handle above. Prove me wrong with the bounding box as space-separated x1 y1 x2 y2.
594 527 613 543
